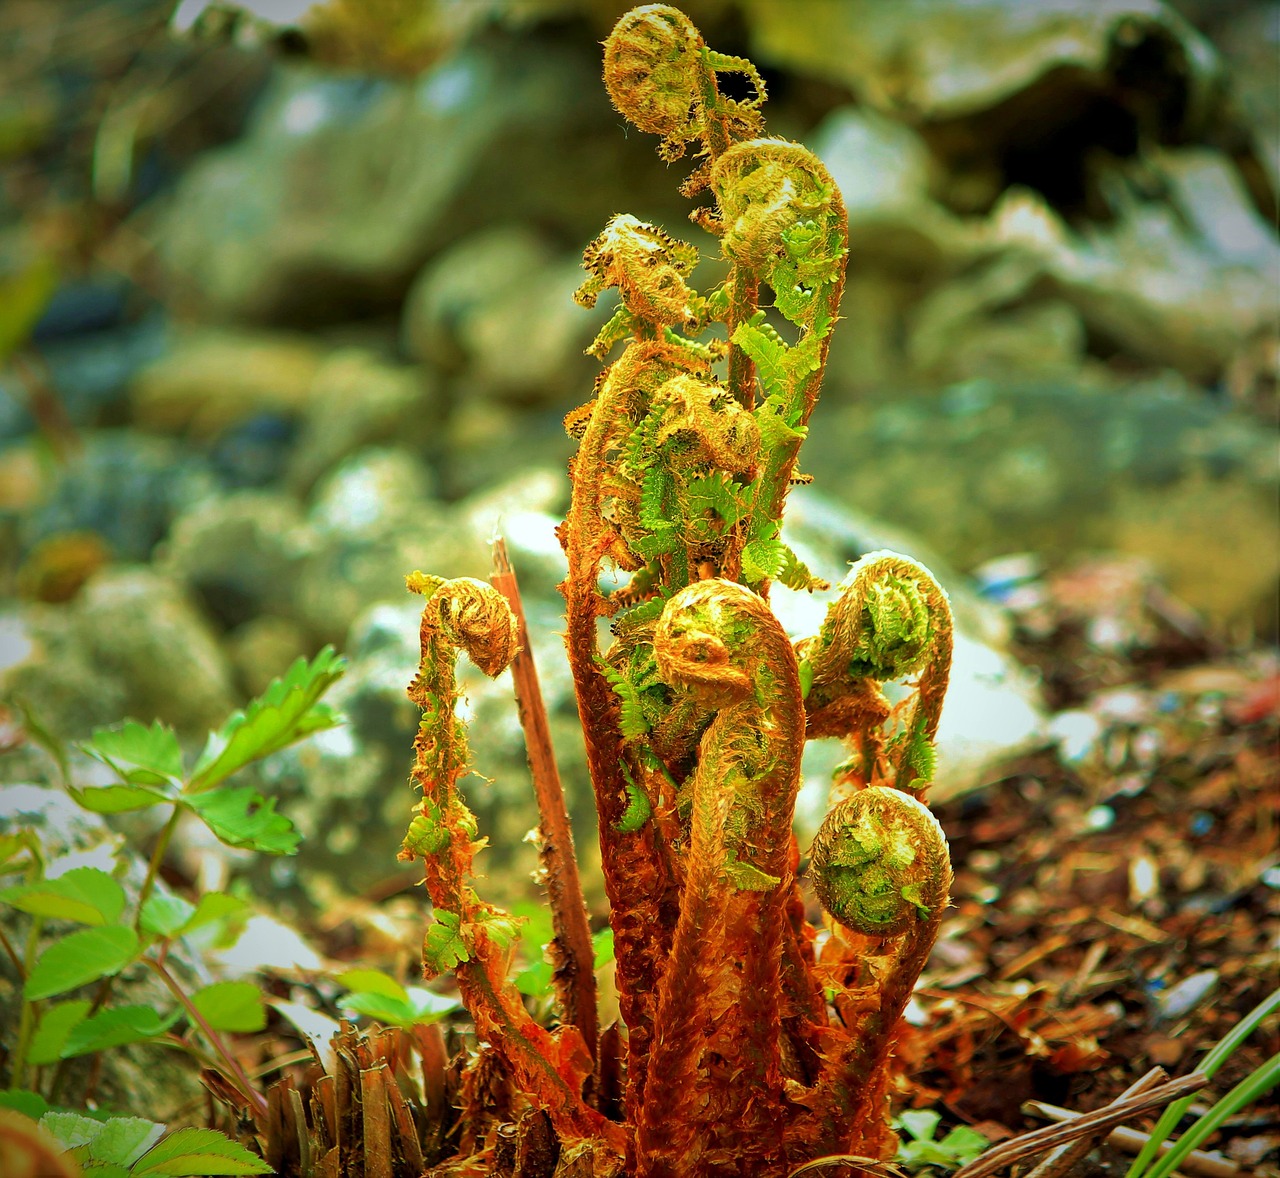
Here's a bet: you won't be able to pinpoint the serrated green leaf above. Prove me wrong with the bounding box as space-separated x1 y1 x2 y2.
0 1088 52 1117
62 1004 181 1057
83 1165 132 1178
340 985 460 1028
40 1110 106 1152
177 892 249 936
190 982 265 1033
28 999 92 1065
85 1117 165 1167
0 867 126 926
741 538 787 583
25 926 139 1000
139 892 196 939
67 782 175 814
732 321 790 400
131 1127 272 1176
599 661 650 740
189 647 345 793
81 721 183 788
422 911 469 977
182 787 300 856
335 969 407 1004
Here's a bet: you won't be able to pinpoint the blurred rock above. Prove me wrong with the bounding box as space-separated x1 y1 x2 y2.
157 490 310 629
807 377 1278 626
130 326 323 436
992 152 1280 382
403 224 593 403
225 614 312 697
287 347 438 493
1 567 236 738
16 430 215 562
747 0 1221 127
149 37 597 322
293 447 461 644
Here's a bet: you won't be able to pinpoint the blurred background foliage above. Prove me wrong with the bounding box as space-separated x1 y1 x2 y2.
0 0 1275 918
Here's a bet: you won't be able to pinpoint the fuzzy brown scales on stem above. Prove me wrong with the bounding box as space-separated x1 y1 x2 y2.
402 7 956 1175
400 574 622 1157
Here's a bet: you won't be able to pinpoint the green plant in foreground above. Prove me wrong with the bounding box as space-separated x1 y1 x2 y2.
1125 986 1280 1178
894 1110 989 1174
0 649 345 1172
396 6 956 1175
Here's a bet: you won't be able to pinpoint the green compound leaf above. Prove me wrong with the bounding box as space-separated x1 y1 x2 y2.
741 537 788 583
81 721 183 788
190 982 266 1033
130 1127 273 1176
67 782 175 814
40 1110 106 1153
182 787 301 856
0 867 126 926
599 661 650 740
61 1005 182 1058
732 320 790 401
422 910 469 977
340 983 461 1029
615 778 651 833
25 926 140 1001
189 647 346 793
28 999 92 1065
84 1117 165 1168
139 893 195 939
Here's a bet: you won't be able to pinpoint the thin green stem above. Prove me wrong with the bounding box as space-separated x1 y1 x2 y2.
10 913 44 1090
137 805 182 918
143 954 268 1118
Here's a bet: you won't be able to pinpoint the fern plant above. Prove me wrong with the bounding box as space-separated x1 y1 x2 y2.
399 7 955 1176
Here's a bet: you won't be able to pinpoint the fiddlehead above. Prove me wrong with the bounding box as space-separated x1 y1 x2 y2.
799 551 953 796
808 787 950 938
794 787 952 1162
602 3 765 185
638 579 804 1174
400 575 621 1154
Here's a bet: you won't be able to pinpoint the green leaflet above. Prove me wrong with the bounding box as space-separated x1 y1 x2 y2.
723 850 781 892
599 661 651 739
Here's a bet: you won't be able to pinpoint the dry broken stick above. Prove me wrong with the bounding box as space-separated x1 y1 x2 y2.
490 537 598 1065
952 1072 1210 1178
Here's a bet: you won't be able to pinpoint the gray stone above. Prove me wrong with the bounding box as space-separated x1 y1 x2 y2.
805 377 1279 626
287 347 438 493
746 0 1221 125
130 327 323 437
402 224 595 403
148 40 597 322
157 490 310 630
1 567 236 740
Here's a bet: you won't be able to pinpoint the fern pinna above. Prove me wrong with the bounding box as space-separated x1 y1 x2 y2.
400 7 956 1175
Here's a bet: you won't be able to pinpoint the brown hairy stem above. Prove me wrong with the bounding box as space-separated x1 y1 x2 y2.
490 537 598 1066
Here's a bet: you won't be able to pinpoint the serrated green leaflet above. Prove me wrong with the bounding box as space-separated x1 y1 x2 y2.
0 867 126 926
25 926 140 1000
190 981 265 1032
28 999 92 1065
131 1127 273 1176
61 1004 182 1058
189 647 345 792
422 910 469 976
41 1110 106 1151
82 721 183 787
67 782 175 813
335 969 407 1003
142 890 246 939
84 1119 166 1168
340 985 460 1028
139 892 196 938
182 787 300 855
